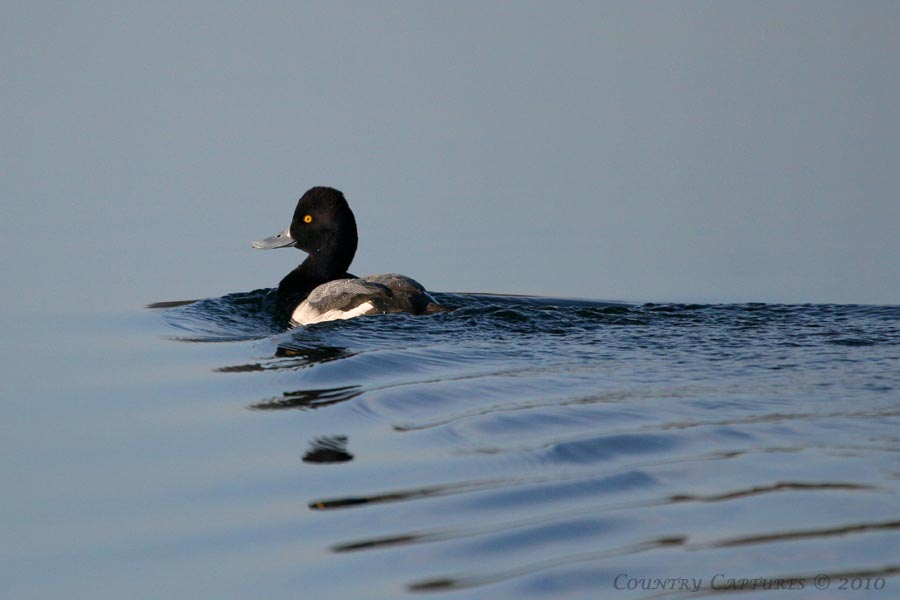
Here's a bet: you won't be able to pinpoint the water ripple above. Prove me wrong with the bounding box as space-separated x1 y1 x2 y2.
152 293 900 598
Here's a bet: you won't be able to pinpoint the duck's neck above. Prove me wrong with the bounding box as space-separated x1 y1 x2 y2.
276 236 356 315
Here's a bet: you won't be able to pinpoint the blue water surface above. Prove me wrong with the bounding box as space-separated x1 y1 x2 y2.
4 292 899 599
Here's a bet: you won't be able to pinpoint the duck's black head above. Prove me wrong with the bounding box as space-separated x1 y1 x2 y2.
289 187 358 264
254 187 358 273
253 187 359 311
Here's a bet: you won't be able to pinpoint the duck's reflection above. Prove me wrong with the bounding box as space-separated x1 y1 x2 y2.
250 385 362 411
218 345 356 374
303 435 354 464
274 343 354 364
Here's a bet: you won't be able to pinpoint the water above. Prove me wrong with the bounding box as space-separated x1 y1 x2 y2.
4 292 900 599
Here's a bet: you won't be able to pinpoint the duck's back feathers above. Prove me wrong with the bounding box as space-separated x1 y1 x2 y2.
291 274 447 325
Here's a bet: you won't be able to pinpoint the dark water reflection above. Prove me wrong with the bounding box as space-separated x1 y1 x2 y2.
303 436 354 464
250 385 363 411
150 293 900 598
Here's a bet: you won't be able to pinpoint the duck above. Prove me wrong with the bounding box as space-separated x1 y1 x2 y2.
252 186 447 325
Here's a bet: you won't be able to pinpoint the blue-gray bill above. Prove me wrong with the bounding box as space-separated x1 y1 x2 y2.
251 227 295 249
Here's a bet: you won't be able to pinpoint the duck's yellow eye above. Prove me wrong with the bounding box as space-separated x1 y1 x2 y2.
303 214 313 224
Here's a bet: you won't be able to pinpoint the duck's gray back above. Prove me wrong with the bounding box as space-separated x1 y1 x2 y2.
363 274 434 313
291 273 446 326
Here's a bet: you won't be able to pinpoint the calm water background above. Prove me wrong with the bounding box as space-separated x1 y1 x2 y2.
4 290 898 599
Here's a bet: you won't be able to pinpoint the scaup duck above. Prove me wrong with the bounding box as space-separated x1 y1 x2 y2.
253 187 446 325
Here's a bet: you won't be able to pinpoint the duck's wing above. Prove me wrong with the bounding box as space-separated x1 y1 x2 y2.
292 279 388 325
363 274 450 314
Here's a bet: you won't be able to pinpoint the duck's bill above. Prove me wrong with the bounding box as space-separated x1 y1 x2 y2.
252 227 296 249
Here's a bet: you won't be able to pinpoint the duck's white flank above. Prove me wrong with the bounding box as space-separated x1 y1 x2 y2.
291 300 376 326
